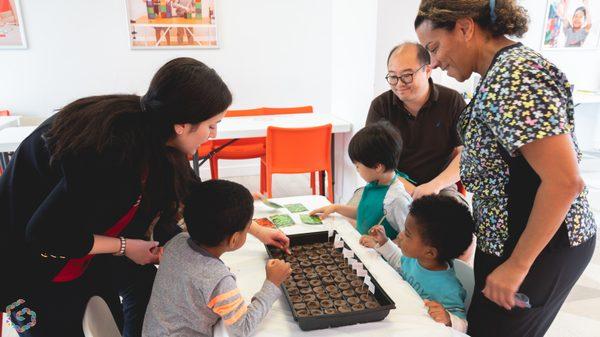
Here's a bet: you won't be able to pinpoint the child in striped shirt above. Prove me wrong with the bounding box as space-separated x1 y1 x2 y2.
142 180 291 337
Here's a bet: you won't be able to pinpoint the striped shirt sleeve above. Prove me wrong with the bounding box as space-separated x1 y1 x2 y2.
207 276 281 337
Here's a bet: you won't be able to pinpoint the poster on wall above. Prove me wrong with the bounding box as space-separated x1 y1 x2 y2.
125 0 218 49
542 0 600 49
0 0 27 49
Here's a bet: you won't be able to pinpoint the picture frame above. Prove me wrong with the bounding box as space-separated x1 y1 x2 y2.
125 0 218 49
0 0 27 49
541 0 600 50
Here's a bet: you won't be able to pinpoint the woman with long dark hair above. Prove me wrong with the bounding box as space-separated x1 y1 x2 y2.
414 1 596 336
0 57 289 337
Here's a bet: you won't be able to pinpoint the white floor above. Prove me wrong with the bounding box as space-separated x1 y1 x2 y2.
4 156 600 337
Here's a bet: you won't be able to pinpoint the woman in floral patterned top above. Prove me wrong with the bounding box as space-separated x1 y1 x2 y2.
415 1 596 337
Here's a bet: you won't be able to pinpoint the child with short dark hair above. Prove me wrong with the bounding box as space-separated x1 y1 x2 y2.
311 121 412 238
143 180 291 337
360 195 474 333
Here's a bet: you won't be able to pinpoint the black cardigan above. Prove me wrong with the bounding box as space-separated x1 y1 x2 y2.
0 115 182 295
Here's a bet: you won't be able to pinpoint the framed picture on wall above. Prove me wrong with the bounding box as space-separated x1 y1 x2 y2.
0 0 27 49
542 0 600 49
125 0 218 49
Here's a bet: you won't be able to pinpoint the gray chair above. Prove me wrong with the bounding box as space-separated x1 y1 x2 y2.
453 259 475 310
82 296 121 337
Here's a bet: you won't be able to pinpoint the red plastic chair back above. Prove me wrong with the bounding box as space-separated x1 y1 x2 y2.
266 124 332 174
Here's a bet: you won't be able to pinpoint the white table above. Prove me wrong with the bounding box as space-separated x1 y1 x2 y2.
195 113 352 200
0 116 21 131
218 195 467 337
573 91 600 106
212 113 351 140
0 126 37 170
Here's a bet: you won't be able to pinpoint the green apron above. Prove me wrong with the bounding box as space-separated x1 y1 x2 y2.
356 173 399 238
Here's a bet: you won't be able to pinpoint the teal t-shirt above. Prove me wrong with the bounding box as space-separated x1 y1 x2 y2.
356 175 399 238
400 256 467 319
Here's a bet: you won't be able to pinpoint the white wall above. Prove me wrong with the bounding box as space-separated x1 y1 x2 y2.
0 0 332 116
2 0 598 188
330 0 379 202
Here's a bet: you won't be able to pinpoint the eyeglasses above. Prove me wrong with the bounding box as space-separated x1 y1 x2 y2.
385 64 427 86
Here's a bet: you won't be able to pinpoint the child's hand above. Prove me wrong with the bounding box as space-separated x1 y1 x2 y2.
368 225 388 246
359 235 379 248
266 259 292 286
424 300 451 326
309 204 338 219
150 246 164 264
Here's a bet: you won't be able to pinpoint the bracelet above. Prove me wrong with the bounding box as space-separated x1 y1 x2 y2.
113 237 127 256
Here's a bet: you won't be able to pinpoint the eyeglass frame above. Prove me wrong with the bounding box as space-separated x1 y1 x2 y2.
385 64 428 86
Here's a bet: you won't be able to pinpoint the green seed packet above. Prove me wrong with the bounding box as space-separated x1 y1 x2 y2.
300 214 323 225
269 214 295 228
284 203 309 213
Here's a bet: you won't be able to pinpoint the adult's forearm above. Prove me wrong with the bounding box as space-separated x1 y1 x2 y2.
89 234 121 255
429 148 462 189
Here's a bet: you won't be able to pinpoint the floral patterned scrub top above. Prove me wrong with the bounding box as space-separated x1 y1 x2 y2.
460 43 596 257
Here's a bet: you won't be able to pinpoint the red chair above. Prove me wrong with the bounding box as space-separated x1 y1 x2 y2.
189 141 215 178
209 106 314 185
262 124 333 202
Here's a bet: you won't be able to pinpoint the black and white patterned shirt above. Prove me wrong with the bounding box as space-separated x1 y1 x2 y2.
459 43 596 257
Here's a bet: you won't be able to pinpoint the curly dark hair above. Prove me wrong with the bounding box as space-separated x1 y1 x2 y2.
414 0 529 38
184 180 254 247
409 195 474 262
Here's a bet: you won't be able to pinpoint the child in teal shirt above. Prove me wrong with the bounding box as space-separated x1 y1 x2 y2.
360 195 474 333
310 121 412 238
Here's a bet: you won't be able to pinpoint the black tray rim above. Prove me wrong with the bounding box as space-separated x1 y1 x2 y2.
264 230 397 325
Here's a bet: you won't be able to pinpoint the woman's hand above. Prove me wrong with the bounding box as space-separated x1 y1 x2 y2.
125 239 160 265
424 300 451 326
482 259 529 310
250 222 291 254
411 181 442 200
309 204 338 219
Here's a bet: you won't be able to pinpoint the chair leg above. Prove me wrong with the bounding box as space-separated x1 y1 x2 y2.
327 169 334 203
310 172 316 195
319 171 325 196
260 159 266 194
266 169 273 198
210 157 219 180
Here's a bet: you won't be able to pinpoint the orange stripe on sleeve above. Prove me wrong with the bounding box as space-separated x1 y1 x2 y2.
207 288 241 308
212 297 244 317
224 305 248 326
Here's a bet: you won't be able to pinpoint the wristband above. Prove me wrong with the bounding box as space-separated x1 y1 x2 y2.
113 237 127 256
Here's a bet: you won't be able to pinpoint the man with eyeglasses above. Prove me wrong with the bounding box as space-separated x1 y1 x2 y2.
366 42 466 204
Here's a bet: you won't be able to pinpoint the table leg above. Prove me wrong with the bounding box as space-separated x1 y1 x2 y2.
331 135 335 201
0 152 10 172
193 152 200 176
185 27 201 46
156 27 171 47
319 135 336 199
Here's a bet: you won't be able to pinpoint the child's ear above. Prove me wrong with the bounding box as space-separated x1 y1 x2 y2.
227 232 240 249
376 163 386 173
425 246 438 260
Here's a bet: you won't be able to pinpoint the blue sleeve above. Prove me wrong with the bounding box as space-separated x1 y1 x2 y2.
440 282 467 320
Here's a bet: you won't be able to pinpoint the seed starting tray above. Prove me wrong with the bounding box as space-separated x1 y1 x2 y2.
265 230 396 331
